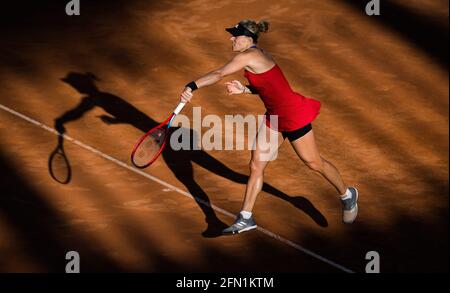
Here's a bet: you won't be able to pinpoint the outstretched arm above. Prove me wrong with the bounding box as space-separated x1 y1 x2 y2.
196 53 249 88
55 97 95 134
180 53 250 103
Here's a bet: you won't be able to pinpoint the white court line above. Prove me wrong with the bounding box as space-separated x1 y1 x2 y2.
0 103 354 273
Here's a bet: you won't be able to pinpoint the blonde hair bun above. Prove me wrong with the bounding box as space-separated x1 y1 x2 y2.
240 19 270 35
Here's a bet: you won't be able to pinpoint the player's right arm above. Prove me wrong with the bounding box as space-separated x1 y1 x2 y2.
180 52 252 103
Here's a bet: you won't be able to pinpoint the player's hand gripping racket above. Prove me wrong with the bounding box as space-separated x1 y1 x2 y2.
131 102 186 168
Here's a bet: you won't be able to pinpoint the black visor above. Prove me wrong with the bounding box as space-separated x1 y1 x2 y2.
225 23 258 41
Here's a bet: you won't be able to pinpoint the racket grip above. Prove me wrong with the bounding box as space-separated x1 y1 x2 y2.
173 102 186 115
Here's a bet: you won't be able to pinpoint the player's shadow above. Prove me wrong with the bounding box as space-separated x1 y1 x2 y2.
54 72 328 237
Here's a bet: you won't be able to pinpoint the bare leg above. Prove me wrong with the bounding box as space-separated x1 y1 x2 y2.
242 123 281 212
223 122 282 234
290 130 347 196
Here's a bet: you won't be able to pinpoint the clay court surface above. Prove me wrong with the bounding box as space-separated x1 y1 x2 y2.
0 0 448 273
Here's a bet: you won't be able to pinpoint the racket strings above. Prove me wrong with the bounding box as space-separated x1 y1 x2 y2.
132 127 167 167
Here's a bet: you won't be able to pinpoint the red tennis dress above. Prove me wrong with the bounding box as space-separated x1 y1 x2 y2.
244 64 321 132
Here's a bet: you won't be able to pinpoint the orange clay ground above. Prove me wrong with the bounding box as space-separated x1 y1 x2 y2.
0 0 448 272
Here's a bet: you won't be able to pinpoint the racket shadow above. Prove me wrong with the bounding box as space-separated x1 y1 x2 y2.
48 131 72 184
55 72 327 238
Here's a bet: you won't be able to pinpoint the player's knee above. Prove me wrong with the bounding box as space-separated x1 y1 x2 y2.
249 160 264 175
305 158 324 173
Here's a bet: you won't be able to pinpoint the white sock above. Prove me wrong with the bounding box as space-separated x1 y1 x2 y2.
240 211 252 219
340 188 352 200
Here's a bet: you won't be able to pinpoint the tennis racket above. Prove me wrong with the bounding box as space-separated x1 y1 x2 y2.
131 102 186 168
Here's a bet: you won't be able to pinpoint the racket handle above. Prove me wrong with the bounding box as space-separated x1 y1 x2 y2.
173 102 186 115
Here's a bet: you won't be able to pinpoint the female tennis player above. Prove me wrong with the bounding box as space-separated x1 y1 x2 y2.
180 20 358 235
